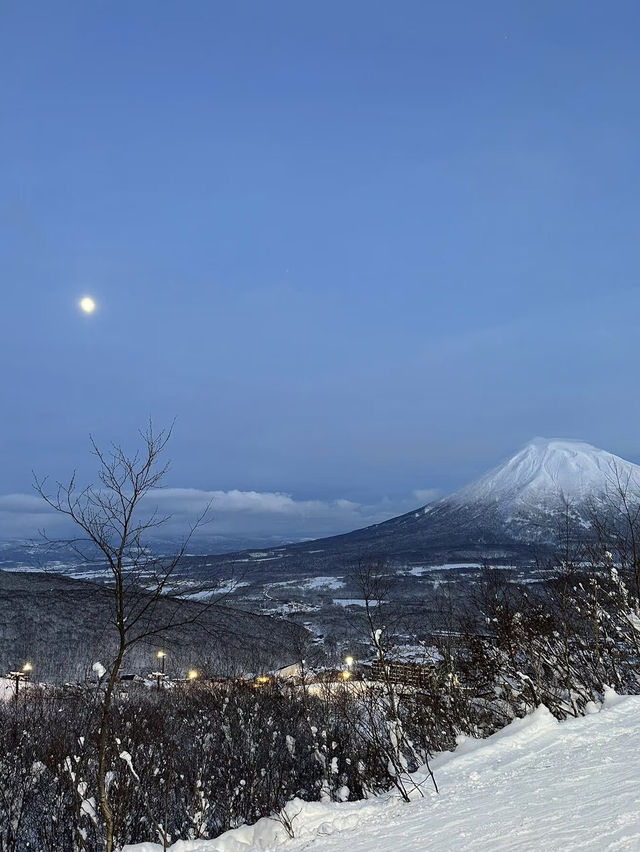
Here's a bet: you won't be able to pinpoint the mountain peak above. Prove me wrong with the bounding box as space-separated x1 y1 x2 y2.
449 438 640 510
523 436 607 457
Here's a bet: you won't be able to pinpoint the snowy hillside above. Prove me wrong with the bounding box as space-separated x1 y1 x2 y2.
125 691 640 852
449 437 640 513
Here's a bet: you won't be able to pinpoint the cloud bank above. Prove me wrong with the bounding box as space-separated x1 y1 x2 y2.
0 486 440 548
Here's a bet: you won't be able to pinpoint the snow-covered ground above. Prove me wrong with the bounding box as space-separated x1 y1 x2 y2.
0 677 15 701
125 691 640 852
0 675 36 701
404 563 481 576
303 576 345 591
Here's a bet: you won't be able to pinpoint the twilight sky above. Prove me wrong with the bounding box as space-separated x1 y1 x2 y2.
2 1 640 543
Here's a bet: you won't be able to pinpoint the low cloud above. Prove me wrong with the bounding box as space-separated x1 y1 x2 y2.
151 488 332 516
0 486 441 549
0 494 70 540
0 493 56 514
413 488 440 504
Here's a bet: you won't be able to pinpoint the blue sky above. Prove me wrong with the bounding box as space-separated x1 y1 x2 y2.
2 1 640 541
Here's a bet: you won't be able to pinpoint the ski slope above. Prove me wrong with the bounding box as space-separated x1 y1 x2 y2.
126 691 640 852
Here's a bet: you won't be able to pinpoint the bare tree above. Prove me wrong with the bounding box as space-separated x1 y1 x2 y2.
352 558 438 797
603 460 640 602
34 423 215 852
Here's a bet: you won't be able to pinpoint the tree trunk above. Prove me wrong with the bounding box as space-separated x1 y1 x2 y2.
97 645 125 852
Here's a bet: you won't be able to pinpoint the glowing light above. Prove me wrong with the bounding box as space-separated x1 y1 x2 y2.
256 675 270 685
344 656 354 668
156 650 166 659
341 670 351 681
188 669 199 681
22 662 33 673
79 297 96 314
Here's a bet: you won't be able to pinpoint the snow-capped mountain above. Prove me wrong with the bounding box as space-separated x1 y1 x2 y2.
197 438 640 572
323 436 640 559
415 437 640 555
449 437 640 516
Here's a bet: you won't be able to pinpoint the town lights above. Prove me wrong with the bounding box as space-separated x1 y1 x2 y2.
341 670 351 681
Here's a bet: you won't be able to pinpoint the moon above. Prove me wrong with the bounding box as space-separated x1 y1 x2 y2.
79 296 96 314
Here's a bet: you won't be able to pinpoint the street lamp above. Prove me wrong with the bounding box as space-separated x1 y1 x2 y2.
187 669 199 682
341 656 355 685
155 650 166 691
7 662 33 699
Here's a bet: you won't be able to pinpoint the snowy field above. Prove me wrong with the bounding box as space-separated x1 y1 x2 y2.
0 677 15 701
126 691 640 852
